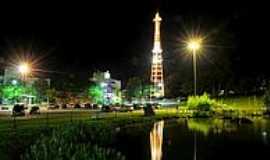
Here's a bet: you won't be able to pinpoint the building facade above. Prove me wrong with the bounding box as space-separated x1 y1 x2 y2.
90 71 121 105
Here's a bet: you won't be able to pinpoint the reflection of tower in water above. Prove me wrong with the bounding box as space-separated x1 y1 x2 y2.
150 120 164 160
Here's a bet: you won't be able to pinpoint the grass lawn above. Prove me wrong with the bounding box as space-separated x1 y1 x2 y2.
217 96 265 110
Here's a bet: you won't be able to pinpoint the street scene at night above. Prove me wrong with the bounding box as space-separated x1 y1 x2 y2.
0 1 270 160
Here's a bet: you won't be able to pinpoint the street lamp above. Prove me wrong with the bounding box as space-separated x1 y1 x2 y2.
187 38 202 96
18 62 31 76
17 62 31 106
17 62 32 84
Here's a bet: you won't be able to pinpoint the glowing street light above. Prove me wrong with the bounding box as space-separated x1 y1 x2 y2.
18 62 30 75
187 38 202 52
187 38 202 96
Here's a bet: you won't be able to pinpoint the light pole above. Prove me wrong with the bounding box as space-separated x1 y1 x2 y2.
17 62 31 81
187 38 202 96
17 62 31 104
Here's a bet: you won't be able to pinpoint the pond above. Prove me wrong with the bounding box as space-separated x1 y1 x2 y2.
115 118 270 160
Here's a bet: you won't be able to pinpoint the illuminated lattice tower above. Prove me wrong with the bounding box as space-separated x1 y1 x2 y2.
150 12 164 98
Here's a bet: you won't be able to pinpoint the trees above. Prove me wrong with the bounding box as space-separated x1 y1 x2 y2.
125 77 143 100
0 85 24 102
125 77 151 100
0 84 37 103
46 88 57 103
88 83 103 104
32 79 50 102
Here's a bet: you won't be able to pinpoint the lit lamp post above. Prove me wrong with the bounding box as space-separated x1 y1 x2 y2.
17 62 31 80
17 62 31 103
187 38 202 96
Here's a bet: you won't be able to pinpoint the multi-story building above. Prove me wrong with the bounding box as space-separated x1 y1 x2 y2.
90 71 121 105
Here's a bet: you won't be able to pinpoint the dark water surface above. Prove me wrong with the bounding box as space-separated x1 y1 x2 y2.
114 118 270 160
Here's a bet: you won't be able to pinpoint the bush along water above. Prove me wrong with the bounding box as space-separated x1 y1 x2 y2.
186 93 227 117
22 122 125 160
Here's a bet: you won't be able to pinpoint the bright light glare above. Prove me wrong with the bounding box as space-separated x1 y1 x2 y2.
187 38 202 52
18 63 30 75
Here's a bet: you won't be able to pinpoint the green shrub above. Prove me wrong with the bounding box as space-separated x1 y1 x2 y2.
186 93 228 112
186 93 217 111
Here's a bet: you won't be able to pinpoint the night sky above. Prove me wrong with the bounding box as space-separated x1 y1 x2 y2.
0 1 269 85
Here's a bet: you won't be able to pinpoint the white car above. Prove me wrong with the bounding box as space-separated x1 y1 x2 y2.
0 104 13 115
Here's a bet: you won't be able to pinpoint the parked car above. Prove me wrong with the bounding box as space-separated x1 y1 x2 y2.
152 103 161 109
0 105 11 111
101 105 122 112
120 105 134 112
111 105 121 111
12 104 25 116
48 103 60 110
74 103 81 109
30 106 40 115
133 104 144 110
84 103 92 109
92 104 98 109
67 103 74 108
61 104 67 109
101 105 113 112
92 104 102 109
